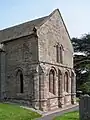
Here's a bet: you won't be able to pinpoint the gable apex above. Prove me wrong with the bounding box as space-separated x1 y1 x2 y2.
46 8 73 52
49 9 71 41
49 8 60 17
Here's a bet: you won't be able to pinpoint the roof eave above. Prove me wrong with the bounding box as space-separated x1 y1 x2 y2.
1 31 36 44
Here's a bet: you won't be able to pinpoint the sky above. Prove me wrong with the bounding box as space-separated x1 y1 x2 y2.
0 0 90 38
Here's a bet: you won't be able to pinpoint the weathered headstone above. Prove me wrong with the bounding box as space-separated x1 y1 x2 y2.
79 94 90 120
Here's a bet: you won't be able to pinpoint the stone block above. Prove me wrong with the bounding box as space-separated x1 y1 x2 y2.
79 95 90 120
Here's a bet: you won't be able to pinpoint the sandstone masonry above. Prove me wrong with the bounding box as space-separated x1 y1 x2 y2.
0 9 76 111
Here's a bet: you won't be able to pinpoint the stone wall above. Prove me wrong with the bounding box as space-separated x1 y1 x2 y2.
38 63 72 111
79 95 90 120
36 9 75 111
37 9 73 68
4 35 38 100
0 51 6 99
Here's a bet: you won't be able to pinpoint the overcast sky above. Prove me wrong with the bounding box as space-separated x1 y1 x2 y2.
0 0 90 38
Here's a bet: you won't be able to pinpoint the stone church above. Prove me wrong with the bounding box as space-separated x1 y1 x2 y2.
0 9 76 111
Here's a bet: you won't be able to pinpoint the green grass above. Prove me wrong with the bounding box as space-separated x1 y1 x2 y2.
0 103 41 120
53 111 79 120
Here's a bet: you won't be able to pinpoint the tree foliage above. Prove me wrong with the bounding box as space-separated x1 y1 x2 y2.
72 34 90 93
80 82 90 93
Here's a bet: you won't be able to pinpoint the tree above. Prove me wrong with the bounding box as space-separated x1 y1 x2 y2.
80 82 90 94
72 34 90 93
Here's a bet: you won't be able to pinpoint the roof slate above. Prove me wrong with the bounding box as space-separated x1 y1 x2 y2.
0 16 48 42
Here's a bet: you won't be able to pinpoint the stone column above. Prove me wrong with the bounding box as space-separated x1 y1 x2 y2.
71 71 76 104
68 75 71 93
60 73 65 107
39 72 47 111
32 70 40 109
0 50 6 100
58 73 61 107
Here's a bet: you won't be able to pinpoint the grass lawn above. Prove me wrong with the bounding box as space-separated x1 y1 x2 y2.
0 103 41 120
53 111 79 120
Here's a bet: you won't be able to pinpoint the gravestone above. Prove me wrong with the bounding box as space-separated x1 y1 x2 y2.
79 94 90 120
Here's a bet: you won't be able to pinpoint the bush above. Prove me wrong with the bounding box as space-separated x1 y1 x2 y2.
80 82 90 94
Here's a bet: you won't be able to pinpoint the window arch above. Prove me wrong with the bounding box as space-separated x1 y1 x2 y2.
16 70 24 93
60 45 63 63
64 72 68 92
49 69 55 94
56 44 63 64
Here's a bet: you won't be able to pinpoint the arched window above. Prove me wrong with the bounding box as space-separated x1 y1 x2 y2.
60 46 63 63
16 70 24 93
20 72 24 93
56 44 63 64
64 72 68 92
49 69 55 94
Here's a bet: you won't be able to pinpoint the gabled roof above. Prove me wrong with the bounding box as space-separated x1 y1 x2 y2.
0 9 71 43
0 16 49 43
